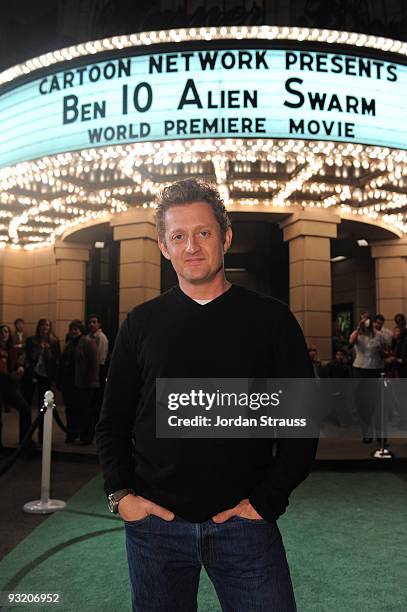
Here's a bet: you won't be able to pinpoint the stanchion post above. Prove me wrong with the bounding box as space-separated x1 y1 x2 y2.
372 374 393 460
23 391 67 514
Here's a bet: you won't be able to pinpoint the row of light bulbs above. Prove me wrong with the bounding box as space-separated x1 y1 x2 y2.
0 138 406 248
0 26 405 88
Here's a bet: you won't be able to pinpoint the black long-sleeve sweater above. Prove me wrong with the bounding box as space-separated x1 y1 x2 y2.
95 284 318 523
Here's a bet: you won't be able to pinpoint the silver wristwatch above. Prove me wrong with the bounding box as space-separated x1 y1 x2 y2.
107 488 132 513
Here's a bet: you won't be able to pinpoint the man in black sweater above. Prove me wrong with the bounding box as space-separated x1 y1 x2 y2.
96 179 317 612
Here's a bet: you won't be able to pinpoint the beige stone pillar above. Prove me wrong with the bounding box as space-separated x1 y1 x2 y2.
111 209 160 322
370 239 407 327
281 211 341 361
0 247 58 334
23 247 57 332
0 248 27 327
54 241 90 340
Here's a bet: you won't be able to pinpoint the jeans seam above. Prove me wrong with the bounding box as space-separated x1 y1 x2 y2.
195 523 202 564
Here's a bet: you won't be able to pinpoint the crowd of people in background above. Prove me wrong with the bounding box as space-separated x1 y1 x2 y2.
1 308 407 454
0 315 109 455
308 312 407 443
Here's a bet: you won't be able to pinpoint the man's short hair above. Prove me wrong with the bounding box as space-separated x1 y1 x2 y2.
374 314 385 322
155 178 231 241
14 317 24 326
89 313 101 324
69 319 86 335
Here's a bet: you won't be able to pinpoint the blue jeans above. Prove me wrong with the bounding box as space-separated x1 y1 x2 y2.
125 514 296 611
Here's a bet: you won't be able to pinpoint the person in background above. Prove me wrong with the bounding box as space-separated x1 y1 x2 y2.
0 324 32 450
57 320 99 445
321 348 352 426
7 317 28 412
23 319 60 444
373 314 393 349
332 323 345 357
308 345 322 378
385 326 407 379
87 314 109 371
11 318 27 357
394 313 407 338
323 348 352 379
349 312 387 443
87 314 109 440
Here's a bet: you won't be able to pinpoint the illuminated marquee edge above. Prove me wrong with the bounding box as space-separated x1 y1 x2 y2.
1 137 406 251
0 26 406 88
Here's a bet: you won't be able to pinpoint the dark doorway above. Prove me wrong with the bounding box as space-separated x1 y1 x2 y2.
85 235 120 344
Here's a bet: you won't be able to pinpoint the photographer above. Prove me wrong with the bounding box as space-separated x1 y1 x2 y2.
349 312 387 443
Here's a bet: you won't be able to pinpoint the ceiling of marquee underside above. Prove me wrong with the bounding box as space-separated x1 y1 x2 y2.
0 138 406 248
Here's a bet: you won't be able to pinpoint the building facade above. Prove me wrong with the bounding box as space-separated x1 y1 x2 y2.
1 6 407 358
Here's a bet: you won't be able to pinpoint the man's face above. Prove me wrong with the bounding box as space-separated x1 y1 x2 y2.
395 316 406 329
335 351 346 363
69 326 82 339
15 320 24 332
374 319 383 331
88 318 100 333
158 201 232 285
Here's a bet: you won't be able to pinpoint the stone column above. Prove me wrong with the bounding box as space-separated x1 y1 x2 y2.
280 211 341 361
54 241 90 341
111 209 160 322
0 247 27 327
370 239 407 327
24 246 57 332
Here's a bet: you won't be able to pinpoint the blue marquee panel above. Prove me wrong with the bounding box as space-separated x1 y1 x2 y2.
0 48 406 168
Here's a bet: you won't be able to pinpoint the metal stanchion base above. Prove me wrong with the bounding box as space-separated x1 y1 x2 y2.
23 499 66 514
372 447 394 459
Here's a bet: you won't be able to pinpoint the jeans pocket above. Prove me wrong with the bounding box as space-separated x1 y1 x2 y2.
123 514 152 527
232 516 268 524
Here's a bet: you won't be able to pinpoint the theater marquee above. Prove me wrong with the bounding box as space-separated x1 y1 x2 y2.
0 44 406 168
0 28 406 248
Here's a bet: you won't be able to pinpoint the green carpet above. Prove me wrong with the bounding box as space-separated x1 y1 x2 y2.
0 472 406 612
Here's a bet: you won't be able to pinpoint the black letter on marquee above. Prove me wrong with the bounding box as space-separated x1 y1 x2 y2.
362 98 376 116
289 118 304 134
63 95 79 124
39 79 48 95
256 51 268 69
122 85 128 115
387 65 397 82
284 78 304 108
286 52 297 69
133 83 153 112
118 59 131 78
177 79 203 109
149 56 162 73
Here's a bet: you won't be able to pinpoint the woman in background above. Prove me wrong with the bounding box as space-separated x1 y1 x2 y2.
23 318 60 443
0 324 32 449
